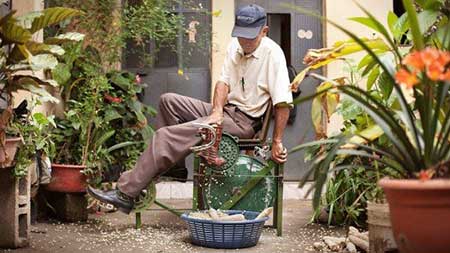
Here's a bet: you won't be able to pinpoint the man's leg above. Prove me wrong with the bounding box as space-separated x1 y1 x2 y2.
88 93 257 213
157 93 212 180
117 118 207 198
88 93 212 212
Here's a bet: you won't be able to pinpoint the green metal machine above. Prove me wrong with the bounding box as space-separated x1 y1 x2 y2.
133 114 284 236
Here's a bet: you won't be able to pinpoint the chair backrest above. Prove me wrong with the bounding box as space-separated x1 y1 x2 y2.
237 102 273 149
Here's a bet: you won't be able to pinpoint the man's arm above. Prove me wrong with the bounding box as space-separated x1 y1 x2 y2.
271 104 290 163
206 81 229 124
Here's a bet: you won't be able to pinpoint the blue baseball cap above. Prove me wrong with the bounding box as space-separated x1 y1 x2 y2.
232 4 267 39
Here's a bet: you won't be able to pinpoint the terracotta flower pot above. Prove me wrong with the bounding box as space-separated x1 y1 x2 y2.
379 179 450 253
46 164 87 193
0 137 22 168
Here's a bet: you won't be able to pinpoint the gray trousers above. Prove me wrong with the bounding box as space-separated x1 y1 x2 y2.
117 93 256 197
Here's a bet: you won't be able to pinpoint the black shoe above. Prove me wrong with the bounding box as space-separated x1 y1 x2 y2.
87 186 134 214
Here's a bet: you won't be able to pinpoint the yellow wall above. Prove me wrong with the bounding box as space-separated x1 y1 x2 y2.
324 0 393 78
211 0 235 97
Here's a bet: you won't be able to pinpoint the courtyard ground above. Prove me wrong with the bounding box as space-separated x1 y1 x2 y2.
4 200 345 253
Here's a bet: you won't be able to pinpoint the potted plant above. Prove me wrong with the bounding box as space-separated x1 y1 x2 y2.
47 41 153 192
288 0 450 252
0 7 81 169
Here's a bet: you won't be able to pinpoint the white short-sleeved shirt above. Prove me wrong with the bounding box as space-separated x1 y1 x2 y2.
218 37 293 118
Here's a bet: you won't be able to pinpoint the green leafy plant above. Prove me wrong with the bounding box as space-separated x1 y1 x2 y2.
45 0 183 68
0 7 82 168
288 0 450 210
50 41 154 184
8 109 56 177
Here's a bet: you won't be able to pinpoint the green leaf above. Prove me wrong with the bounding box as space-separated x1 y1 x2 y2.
436 24 450 50
420 0 445 10
29 7 83 34
30 54 58 71
44 32 85 44
22 85 59 103
377 71 394 100
417 10 439 35
130 100 147 123
350 1 402 61
366 67 380 90
109 71 133 91
387 11 398 36
339 85 417 169
16 11 43 29
94 130 115 148
402 0 424 49
357 54 374 70
52 63 71 86
1 20 32 44
12 75 59 93
349 17 381 34
107 141 137 153
11 42 65 62
32 112 49 125
104 109 122 122
361 60 377 77
290 139 339 154
392 13 409 42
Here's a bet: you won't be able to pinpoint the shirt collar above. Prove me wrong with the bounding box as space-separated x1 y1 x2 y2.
236 37 265 59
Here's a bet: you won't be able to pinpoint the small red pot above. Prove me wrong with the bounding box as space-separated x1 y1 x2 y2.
46 164 87 193
379 179 450 253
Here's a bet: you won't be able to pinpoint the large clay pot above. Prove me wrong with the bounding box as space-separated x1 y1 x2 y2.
367 202 397 253
379 179 450 253
0 137 22 168
46 164 87 193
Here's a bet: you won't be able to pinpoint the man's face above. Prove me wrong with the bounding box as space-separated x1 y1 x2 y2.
238 26 269 55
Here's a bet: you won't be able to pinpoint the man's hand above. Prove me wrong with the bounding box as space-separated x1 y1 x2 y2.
205 110 224 125
271 105 290 164
271 140 287 164
206 81 229 125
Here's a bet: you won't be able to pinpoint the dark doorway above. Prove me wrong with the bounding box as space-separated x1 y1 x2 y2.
268 14 291 66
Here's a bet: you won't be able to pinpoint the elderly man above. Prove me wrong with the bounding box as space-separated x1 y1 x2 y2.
88 4 292 214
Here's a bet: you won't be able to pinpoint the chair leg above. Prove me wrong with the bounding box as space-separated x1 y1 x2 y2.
135 212 142 229
274 163 284 236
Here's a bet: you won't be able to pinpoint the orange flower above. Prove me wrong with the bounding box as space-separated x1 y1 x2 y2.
402 51 425 71
417 169 433 181
440 70 450 82
395 68 419 88
421 47 440 66
437 51 450 67
426 61 445 81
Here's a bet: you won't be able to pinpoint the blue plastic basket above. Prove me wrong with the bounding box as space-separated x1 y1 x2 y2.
181 210 268 249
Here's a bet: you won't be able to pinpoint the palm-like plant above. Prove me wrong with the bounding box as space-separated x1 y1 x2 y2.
287 0 450 209
0 7 83 164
